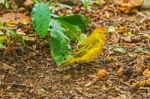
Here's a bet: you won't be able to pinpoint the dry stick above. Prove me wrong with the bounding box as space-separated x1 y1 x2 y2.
133 23 141 32
20 58 33 70
85 78 98 87
75 87 93 98
26 46 37 52
85 75 99 87
0 82 33 88
137 12 150 19
1 63 15 71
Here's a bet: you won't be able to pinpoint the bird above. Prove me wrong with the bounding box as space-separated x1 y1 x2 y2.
59 27 107 68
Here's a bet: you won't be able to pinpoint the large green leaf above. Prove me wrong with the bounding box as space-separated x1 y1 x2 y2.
57 15 90 30
57 19 81 42
0 0 5 4
50 20 72 66
31 3 51 38
0 0 9 8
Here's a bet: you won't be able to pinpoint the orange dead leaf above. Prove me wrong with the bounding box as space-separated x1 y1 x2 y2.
132 69 150 88
20 17 31 25
16 13 31 25
114 0 144 14
0 12 31 25
96 69 107 79
143 69 150 78
0 13 16 23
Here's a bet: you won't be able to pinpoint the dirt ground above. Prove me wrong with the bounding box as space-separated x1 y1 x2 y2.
0 0 150 99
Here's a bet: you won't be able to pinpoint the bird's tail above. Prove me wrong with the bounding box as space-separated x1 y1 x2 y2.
59 57 75 68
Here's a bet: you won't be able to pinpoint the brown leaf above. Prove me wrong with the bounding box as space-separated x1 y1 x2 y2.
96 69 107 79
143 69 150 78
114 0 144 14
0 12 31 24
3 40 16 56
24 0 34 7
0 13 17 23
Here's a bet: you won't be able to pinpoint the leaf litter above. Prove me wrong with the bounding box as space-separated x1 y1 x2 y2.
0 0 150 98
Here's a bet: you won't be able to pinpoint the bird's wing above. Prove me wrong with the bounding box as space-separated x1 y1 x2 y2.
75 39 100 58
74 48 88 57
78 37 99 50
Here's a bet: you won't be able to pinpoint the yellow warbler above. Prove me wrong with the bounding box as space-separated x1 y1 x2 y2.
59 27 107 68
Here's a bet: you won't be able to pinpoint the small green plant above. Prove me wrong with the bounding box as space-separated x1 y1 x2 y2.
81 0 90 9
135 48 149 54
0 0 9 8
31 2 90 66
0 27 25 49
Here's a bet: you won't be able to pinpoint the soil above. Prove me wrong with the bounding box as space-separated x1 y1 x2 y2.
0 0 150 99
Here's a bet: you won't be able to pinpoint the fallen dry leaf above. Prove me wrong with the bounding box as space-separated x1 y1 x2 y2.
132 78 150 88
0 12 31 24
117 66 124 75
20 17 31 25
96 69 107 79
0 13 17 23
24 0 34 6
114 0 144 14
143 69 150 78
6 20 18 27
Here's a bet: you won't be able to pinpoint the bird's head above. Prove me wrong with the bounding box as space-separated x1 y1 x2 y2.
94 27 107 34
93 27 107 41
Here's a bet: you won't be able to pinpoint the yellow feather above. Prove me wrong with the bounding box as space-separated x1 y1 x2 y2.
59 27 107 68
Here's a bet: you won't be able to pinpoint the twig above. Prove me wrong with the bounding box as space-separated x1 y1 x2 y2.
75 87 93 98
0 82 33 88
20 58 33 70
133 23 141 32
85 75 99 87
1 63 15 71
85 78 98 87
